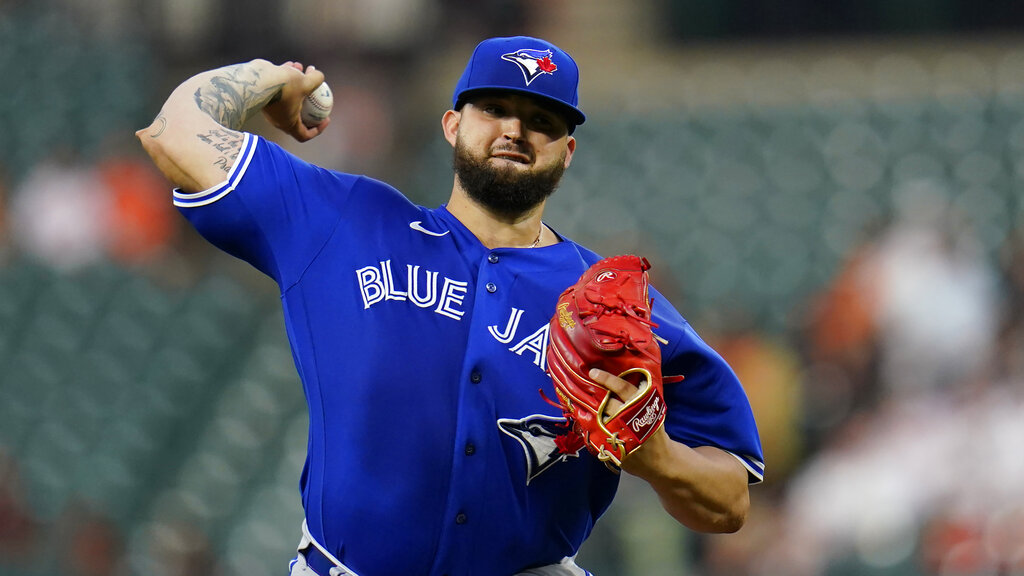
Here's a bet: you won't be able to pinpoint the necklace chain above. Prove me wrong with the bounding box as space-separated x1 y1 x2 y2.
528 227 542 248
503 225 543 249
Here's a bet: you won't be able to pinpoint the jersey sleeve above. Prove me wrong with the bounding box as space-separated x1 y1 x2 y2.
651 294 766 484
173 133 359 287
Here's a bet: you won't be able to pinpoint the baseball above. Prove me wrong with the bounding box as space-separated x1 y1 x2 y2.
301 82 333 127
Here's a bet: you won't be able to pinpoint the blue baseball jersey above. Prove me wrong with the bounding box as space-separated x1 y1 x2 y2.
174 133 764 576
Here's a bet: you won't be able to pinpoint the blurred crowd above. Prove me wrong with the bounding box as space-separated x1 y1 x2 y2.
3 2 1024 576
0 144 222 576
689 178 1024 576
0 144 180 275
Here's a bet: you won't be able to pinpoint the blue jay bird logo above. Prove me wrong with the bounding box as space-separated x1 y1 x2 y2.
501 48 558 86
498 414 583 484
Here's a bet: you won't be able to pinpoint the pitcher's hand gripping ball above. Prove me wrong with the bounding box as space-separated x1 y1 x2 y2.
546 255 679 469
301 82 333 127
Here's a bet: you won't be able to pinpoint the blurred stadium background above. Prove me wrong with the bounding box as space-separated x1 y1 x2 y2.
2 0 1024 575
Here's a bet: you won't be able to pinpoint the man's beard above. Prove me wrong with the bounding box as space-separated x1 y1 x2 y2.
453 138 566 217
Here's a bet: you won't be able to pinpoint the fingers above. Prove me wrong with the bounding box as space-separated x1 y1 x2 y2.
265 61 330 142
589 368 634 398
294 116 330 142
589 368 636 416
280 61 326 89
304 64 326 89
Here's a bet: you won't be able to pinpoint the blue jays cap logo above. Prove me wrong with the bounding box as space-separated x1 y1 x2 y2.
501 48 558 86
452 36 586 129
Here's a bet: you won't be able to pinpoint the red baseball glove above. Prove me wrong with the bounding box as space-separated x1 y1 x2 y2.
545 255 678 469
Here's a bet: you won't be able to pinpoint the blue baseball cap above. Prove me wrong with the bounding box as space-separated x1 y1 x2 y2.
452 36 586 131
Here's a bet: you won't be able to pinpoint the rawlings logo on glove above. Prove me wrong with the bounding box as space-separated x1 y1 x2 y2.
544 255 681 469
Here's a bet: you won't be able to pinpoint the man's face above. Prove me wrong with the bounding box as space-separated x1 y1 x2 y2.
449 94 575 217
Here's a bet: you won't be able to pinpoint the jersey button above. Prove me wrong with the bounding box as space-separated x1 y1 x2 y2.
456 512 468 524
488 253 499 264
485 282 497 293
470 371 482 384
465 442 476 455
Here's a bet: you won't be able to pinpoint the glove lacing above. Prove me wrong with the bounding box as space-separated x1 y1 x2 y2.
580 283 660 365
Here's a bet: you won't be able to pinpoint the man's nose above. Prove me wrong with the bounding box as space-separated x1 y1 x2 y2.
501 116 524 140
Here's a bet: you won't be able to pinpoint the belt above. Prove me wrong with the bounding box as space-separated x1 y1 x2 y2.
295 521 591 576
297 521 360 576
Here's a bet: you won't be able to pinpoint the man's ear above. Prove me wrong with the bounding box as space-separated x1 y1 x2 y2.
564 136 577 169
442 110 460 147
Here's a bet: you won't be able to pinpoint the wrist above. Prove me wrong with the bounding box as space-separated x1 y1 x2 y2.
621 424 674 479
189 61 289 130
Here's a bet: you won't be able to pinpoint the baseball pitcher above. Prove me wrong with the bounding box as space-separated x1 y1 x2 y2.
136 36 764 576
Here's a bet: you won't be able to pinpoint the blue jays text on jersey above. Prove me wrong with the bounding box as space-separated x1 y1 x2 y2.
173 133 765 576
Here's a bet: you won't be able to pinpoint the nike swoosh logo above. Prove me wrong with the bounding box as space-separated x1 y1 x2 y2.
409 221 450 237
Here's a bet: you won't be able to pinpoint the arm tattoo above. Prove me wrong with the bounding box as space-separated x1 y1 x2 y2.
193 64 284 129
197 128 245 174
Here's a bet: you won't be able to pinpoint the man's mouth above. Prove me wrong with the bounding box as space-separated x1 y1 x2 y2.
490 149 532 164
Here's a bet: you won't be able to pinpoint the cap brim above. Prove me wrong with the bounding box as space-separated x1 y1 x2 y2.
455 87 586 129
